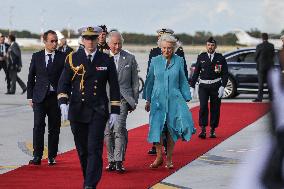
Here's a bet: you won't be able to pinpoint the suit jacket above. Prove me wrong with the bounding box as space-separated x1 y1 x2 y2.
117 50 139 108
0 43 10 62
255 41 275 72
147 46 188 80
190 52 229 88
7 42 22 70
58 45 73 55
27 50 66 103
57 49 120 123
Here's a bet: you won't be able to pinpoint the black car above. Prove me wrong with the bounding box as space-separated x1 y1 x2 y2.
189 48 280 98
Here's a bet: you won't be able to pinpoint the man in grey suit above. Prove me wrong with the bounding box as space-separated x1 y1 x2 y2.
253 33 275 102
6 34 27 94
104 30 139 173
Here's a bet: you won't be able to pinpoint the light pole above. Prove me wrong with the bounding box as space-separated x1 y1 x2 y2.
8 6 14 34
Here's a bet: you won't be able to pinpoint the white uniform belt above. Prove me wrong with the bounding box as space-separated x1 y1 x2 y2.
199 78 221 84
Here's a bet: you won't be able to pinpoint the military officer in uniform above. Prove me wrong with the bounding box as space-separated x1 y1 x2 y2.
146 28 189 155
190 37 228 139
97 25 110 53
57 26 120 189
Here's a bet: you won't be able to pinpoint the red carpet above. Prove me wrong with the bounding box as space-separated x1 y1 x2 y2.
0 103 269 189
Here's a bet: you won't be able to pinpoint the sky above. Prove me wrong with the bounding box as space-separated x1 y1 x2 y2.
1 0 284 35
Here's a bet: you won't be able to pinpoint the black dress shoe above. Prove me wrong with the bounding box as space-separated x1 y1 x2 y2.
48 157 56 165
148 146 157 155
252 98 262 102
210 129 217 138
198 127 206 139
5 92 15 95
21 88 27 94
29 157 41 165
105 162 116 171
116 161 125 173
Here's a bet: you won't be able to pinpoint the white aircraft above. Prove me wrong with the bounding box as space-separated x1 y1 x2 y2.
234 29 283 48
11 30 80 48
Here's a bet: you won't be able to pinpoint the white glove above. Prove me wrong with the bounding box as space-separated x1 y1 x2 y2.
109 114 119 129
60 104 69 122
190 87 195 98
218 86 225 98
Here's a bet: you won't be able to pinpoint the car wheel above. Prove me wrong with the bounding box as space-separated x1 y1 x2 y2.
223 76 237 98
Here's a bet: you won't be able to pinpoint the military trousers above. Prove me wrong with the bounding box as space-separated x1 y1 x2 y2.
104 99 128 163
198 82 221 128
70 111 107 188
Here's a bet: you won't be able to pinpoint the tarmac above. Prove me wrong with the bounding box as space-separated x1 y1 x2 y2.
0 51 271 189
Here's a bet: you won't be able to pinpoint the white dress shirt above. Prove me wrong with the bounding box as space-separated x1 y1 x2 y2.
207 52 215 62
109 51 120 70
84 49 97 62
45 50 55 91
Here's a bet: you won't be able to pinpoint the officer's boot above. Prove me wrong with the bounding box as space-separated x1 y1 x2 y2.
198 126 206 139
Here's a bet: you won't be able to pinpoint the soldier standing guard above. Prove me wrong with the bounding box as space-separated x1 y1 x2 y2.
190 37 228 139
97 25 110 53
57 26 120 189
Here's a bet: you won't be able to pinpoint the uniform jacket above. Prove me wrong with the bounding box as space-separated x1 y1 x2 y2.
116 50 139 108
190 52 229 88
147 46 188 80
27 50 66 103
57 49 120 123
143 54 194 143
255 41 275 72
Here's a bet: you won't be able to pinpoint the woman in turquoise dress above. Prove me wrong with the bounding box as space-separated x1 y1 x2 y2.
143 34 195 169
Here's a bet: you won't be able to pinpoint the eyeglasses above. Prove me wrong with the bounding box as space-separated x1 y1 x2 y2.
50 40 58 43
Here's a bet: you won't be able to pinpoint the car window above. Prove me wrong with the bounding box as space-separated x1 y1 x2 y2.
243 52 255 63
235 52 255 63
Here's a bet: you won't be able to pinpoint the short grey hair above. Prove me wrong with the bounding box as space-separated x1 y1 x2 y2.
281 34 284 40
106 30 124 44
157 34 180 51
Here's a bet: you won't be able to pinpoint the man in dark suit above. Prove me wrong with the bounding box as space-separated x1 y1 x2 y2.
27 30 66 166
6 34 27 94
146 28 189 155
253 33 275 102
57 26 120 189
0 33 11 93
190 37 228 139
57 32 73 55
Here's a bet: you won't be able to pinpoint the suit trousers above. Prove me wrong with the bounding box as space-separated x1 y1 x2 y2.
0 61 10 91
9 69 26 93
198 83 221 128
32 92 61 158
257 71 268 100
104 99 128 162
70 111 107 188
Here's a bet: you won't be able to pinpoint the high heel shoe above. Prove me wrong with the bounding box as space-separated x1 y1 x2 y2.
149 159 163 168
165 162 174 169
